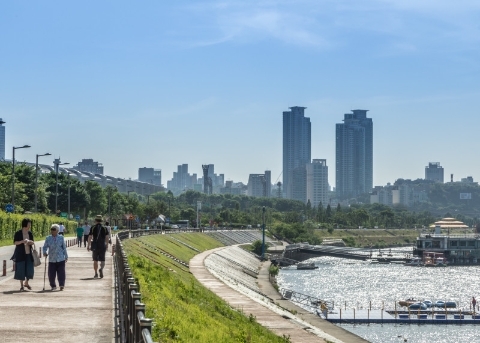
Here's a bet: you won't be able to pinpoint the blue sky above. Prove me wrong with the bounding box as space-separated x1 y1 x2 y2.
1 1 480 187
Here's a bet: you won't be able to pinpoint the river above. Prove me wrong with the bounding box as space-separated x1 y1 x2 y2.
276 253 479 343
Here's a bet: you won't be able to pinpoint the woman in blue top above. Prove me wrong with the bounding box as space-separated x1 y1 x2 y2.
13 218 35 291
43 224 69 291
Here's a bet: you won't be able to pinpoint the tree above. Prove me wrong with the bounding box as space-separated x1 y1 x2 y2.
84 181 107 216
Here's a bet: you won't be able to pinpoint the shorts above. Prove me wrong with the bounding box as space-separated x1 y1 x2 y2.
92 249 106 262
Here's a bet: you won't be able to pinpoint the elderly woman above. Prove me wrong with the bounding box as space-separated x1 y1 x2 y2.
13 218 35 291
43 224 68 291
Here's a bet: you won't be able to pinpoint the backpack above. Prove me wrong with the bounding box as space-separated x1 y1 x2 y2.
91 224 106 251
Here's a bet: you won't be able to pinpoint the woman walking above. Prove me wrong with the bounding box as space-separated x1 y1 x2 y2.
13 218 35 291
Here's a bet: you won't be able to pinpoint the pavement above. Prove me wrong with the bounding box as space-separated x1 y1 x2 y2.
0 239 114 343
190 246 369 343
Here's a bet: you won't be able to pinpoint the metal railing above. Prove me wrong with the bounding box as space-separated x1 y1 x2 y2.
115 231 156 343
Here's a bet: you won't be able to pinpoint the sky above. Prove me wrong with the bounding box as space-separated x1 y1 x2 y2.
1 1 480 187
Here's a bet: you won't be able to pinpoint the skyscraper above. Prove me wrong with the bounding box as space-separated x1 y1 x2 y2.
0 118 5 160
283 106 311 200
425 162 444 183
336 110 373 198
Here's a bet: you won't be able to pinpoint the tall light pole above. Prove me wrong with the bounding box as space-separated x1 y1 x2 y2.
35 153 51 212
12 144 31 208
53 158 69 214
261 206 266 260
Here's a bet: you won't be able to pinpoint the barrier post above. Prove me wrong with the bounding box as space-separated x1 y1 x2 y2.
39 247 42 258
2 260 6 276
353 308 355 324
340 308 342 323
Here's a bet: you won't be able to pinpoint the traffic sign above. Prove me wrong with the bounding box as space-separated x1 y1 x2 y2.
60 212 68 218
75 215 80 221
129 215 134 220
5 204 14 213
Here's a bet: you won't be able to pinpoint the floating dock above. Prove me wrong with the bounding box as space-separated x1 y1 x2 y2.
326 309 480 324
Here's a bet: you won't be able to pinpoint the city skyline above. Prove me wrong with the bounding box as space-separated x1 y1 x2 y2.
2 1 480 187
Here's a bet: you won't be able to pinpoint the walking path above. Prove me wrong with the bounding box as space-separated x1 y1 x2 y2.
0 241 114 343
190 247 368 343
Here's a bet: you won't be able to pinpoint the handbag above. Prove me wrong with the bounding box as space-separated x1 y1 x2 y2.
32 244 41 267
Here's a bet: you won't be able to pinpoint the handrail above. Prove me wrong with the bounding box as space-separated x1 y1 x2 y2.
115 230 158 343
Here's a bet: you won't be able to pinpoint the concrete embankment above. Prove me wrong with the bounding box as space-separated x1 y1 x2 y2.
190 245 368 343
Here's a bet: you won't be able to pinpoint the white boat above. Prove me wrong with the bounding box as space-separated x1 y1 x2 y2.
404 257 423 266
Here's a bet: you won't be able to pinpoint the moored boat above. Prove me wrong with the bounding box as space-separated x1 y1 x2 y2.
297 262 318 270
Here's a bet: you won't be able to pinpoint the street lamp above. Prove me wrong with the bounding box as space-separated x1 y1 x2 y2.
35 153 52 212
262 206 266 260
11 144 31 208
53 158 69 214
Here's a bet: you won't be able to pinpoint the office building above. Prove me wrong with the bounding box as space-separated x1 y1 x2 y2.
0 118 4 160
73 159 104 174
425 162 444 183
138 167 162 186
306 159 329 207
247 170 271 198
336 109 373 198
283 106 311 200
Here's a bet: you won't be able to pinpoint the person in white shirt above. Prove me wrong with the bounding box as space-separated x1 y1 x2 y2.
82 222 91 248
105 221 112 246
58 223 65 236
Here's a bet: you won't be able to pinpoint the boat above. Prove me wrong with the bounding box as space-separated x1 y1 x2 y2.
423 252 448 267
398 298 419 307
434 300 457 308
404 257 423 266
296 262 318 270
409 302 428 310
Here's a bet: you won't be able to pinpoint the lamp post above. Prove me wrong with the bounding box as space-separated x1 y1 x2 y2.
53 158 69 214
12 144 31 208
262 206 266 260
35 153 51 212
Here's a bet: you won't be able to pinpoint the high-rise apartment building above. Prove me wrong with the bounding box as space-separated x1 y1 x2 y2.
283 106 311 200
425 162 444 183
336 110 373 198
306 159 329 207
0 118 5 160
247 170 271 198
138 167 162 186
73 159 104 174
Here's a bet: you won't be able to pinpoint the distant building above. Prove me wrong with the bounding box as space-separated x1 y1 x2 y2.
138 167 162 186
283 106 311 200
370 184 399 206
73 159 104 174
0 118 4 160
167 164 195 194
336 110 373 198
247 171 271 197
425 162 444 183
306 159 329 207
220 180 244 195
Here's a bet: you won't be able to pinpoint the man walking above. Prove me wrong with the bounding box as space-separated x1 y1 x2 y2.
43 224 68 291
87 215 109 279
58 222 65 236
76 224 84 247
82 221 91 248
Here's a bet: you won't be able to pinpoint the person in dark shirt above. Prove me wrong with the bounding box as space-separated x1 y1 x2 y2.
13 218 35 291
87 215 109 279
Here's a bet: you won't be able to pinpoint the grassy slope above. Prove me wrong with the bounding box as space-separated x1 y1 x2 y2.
314 229 419 248
123 234 291 343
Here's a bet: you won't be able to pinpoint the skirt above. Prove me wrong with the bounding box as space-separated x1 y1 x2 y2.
14 256 34 281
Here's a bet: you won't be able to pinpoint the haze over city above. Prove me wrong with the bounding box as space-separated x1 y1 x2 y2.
2 1 479 187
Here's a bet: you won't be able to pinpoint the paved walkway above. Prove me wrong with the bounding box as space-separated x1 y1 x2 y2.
190 247 368 343
0 241 114 343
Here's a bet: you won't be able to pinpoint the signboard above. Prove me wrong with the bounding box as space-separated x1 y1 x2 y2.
166 217 171 223
197 201 202 210
75 215 80 221
60 212 68 218
460 193 472 200
5 204 14 213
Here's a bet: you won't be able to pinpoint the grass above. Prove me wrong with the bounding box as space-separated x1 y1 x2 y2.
314 228 419 248
123 234 293 343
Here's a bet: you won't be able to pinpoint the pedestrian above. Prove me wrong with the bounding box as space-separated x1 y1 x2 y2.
82 221 91 248
58 222 65 236
76 224 84 247
473 297 477 311
13 218 35 291
87 215 109 279
105 221 112 246
43 224 68 291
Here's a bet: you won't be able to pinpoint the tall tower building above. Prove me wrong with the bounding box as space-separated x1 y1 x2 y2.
0 118 5 160
336 110 373 198
306 159 329 207
425 162 444 183
283 106 311 200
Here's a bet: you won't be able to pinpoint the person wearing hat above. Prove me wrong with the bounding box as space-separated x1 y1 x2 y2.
43 224 68 291
87 215 109 279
